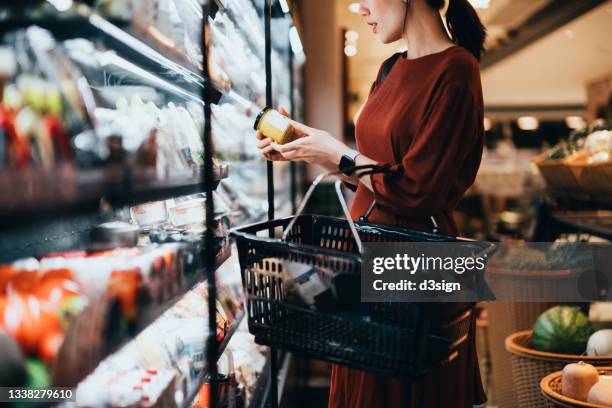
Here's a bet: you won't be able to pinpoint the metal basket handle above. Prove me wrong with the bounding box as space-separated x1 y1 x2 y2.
281 165 389 254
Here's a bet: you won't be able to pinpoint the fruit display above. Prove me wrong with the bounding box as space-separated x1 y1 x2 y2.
553 362 612 406
588 378 612 406
534 120 612 195
588 330 612 357
533 306 594 355
562 361 599 402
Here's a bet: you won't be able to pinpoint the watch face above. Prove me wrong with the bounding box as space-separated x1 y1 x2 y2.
339 154 355 175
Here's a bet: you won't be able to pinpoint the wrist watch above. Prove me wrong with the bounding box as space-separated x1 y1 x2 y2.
338 150 360 176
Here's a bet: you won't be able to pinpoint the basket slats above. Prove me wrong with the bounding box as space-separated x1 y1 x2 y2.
541 367 612 408
507 330 612 408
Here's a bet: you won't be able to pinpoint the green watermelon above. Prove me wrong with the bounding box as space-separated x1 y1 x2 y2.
533 306 594 355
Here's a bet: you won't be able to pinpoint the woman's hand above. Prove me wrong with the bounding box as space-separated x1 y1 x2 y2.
255 107 352 165
255 107 293 162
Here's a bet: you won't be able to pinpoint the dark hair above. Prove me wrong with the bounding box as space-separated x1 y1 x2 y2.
427 0 487 61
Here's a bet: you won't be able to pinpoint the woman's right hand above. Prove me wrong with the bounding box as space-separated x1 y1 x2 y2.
256 106 292 161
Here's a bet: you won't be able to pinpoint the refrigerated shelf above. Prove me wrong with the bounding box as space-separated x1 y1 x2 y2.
0 164 228 226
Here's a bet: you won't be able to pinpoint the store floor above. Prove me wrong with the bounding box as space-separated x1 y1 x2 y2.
282 358 331 408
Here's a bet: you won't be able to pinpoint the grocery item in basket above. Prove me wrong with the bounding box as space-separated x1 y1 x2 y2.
533 306 594 354
254 107 294 144
588 330 612 356
281 260 335 311
562 361 599 402
588 378 612 406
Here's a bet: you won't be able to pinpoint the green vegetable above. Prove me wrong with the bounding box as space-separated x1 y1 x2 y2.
533 306 594 355
24 359 50 389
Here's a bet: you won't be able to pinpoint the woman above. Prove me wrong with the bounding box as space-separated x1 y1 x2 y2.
256 0 486 406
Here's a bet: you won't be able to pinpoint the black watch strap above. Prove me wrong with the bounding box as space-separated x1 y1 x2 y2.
339 153 357 176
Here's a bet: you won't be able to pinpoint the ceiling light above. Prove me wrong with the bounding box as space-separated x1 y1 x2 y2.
517 116 539 131
565 116 586 130
467 0 490 9
344 45 357 57
564 29 575 40
484 117 492 131
345 30 359 42
348 3 360 13
289 26 303 54
278 0 290 14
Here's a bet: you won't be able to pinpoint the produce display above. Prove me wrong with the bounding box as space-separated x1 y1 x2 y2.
535 120 612 195
533 306 594 355
556 361 612 406
562 361 599 402
588 378 612 406
498 245 590 271
588 330 612 357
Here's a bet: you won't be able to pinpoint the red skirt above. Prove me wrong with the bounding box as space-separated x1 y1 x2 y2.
328 304 486 408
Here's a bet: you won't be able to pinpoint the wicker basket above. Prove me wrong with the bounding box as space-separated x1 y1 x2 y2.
485 303 560 408
534 152 582 191
570 161 612 194
506 331 612 408
485 267 583 301
540 367 612 408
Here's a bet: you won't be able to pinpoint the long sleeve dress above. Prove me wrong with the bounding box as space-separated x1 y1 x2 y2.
328 46 486 408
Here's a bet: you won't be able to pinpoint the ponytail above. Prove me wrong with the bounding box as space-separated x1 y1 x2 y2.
427 0 487 61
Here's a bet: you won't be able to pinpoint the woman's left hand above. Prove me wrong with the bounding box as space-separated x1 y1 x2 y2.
270 121 351 165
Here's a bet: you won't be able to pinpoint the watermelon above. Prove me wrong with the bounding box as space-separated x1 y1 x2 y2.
533 306 594 355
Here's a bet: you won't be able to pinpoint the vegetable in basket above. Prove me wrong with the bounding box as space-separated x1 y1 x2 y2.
533 306 594 354
562 361 599 402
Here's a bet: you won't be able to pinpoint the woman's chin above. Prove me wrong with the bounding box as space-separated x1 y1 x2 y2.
377 32 400 45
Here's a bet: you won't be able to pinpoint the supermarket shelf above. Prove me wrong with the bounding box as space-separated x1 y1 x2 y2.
546 187 612 210
0 164 229 227
552 211 612 241
53 241 233 388
0 12 224 103
248 351 291 408
182 306 247 408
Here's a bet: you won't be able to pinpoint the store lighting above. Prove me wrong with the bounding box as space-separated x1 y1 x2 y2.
278 0 290 14
348 3 360 13
566 116 586 130
517 116 539 131
484 117 492 131
289 26 303 54
344 44 357 57
47 0 73 11
467 0 490 9
345 30 359 42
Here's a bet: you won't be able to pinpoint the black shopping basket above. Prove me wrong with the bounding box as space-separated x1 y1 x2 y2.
230 168 492 378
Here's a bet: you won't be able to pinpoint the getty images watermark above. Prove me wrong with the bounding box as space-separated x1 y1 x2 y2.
361 242 612 302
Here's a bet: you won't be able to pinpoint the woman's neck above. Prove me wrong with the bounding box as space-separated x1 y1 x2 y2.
402 2 454 59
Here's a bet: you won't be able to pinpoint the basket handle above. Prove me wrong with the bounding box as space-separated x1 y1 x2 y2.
281 165 389 254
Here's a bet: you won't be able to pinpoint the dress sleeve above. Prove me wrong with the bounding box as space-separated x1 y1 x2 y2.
369 82 481 217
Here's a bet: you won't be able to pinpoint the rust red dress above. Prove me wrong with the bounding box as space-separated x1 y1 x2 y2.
329 46 486 408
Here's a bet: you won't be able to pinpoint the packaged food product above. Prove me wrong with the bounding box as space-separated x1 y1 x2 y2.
131 201 169 228
167 196 205 229
253 107 294 144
